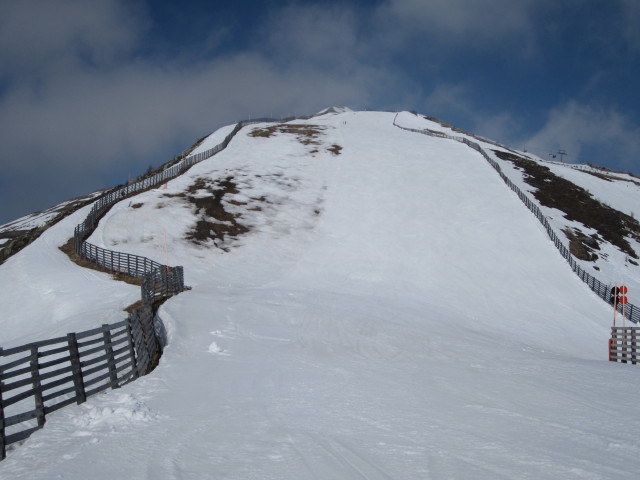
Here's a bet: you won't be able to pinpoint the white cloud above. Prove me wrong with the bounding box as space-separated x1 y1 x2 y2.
0 52 373 172
523 102 640 171
424 84 473 117
377 0 550 54
2 0 639 225
618 0 640 51
422 84 523 147
0 0 145 76
0 1 387 223
262 4 366 70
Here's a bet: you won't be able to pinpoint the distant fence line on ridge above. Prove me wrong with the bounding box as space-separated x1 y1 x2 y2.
1 114 304 460
393 115 639 325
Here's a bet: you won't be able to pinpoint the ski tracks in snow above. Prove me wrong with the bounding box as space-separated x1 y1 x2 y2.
292 434 396 480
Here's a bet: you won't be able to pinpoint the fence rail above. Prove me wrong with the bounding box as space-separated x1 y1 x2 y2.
72 116 297 277
1 114 304 460
609 327 639 364
393 115 639 324
0 317 154 455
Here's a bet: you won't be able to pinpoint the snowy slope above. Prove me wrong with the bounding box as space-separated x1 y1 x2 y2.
0 202 139 347
394 111 640 304
2 111 640 479
542 162 640 220
534 161 640 296
0 190 104 261
0 192 103 234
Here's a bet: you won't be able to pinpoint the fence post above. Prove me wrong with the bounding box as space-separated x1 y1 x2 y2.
139 306 158 374
102 326 119 389
29 346 45 428
142 306 155 357
0 348 5 461
67 333 86 405
177 266 184 291
610 327 616 362
129 312 148 376
396 118 640 323
125 319 139 381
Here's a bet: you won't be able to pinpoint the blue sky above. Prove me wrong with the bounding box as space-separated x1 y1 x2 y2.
1 0 639 225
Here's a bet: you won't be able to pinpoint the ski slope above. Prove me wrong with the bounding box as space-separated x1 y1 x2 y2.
1 110 639 479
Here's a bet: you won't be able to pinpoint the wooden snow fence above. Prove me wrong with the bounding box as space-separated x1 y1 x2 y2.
1 115 309 460
392 115 639 325
0 307 159 459
72 116 298 257
609 327 639 364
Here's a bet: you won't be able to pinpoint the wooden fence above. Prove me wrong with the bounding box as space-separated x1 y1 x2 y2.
393 116 639 324
609 327 639 364
0 306 159 459
73 116 297 258
1 114 305 460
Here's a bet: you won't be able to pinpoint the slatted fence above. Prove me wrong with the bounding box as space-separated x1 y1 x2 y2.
609 327 639 364
0 310 162 458
1 114 306 460
73 116 297 258
393 115 639 324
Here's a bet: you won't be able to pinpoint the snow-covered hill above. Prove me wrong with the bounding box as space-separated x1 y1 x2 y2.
0 190 104 265
1 110 639 479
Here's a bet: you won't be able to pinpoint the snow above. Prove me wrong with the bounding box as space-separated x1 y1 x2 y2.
2 111 640 479
316 105 354 116
188 123 237 157
487 151 640 304
542 162 640 221
0 191 103 233
393 111 640 305
0 203 139 347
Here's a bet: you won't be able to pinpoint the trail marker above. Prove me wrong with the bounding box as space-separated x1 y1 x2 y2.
610 285 631 362
611 284 629 327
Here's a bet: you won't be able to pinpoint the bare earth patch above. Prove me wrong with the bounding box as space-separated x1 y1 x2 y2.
248 123 342 156
494 150 640 260
249 124 326 145
168 177 253 250
58 237 143 286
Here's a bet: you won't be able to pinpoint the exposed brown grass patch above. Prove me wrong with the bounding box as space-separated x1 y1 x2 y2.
58 237 143 286
563 228 600 261
494 150 640 259
328 144 343 155
584 167 640 187
0 195 101 265
124 300 143 313
181 176 258 249
248 123 342 158
249 124 326 146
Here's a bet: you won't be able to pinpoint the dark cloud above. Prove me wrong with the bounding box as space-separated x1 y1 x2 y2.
0 0 145 75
